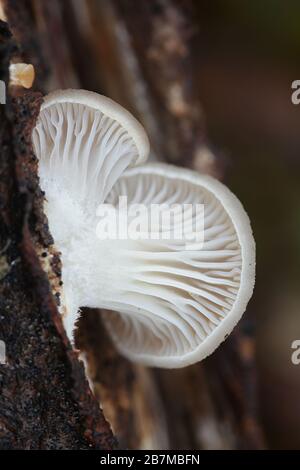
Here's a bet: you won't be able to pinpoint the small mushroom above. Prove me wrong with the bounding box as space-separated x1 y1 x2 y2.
9 63 35 89
32 89 255 368
103 164 255 367
33 89 148 207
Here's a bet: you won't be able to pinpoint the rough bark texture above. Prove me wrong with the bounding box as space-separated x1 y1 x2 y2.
0 0 266 450
0 13 115 450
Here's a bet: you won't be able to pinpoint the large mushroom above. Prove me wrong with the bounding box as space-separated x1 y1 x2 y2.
32 89 255 368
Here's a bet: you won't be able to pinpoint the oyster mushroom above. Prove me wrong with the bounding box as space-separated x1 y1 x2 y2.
32 89 255 368
32 89 149 337
9 63 35 89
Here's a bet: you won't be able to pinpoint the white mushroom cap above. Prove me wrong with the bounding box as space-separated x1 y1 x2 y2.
33 89 149 210
101 164 255 368
32 90 255 369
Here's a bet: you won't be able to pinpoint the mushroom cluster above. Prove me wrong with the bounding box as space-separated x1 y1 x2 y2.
32 89 255 368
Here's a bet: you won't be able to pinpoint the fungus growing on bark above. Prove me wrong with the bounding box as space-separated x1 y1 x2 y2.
9 63 35 89
32 89 255 368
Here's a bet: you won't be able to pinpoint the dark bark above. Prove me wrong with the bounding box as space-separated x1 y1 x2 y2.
0 14 115 450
